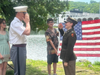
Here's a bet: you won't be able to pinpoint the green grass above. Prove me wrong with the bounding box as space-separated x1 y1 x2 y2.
7 59 100 75
26 60 48 75
94 61 100 65
76 61 100 72
6 70 14 75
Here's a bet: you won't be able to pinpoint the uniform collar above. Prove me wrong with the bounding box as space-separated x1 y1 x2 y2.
62 28 74 36
67 28 74 33
14 17 21 22
64 28 73 35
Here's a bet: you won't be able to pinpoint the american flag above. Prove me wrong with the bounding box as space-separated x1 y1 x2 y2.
58 19 100 57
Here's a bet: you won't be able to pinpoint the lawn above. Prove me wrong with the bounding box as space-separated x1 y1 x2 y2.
6 59 100 75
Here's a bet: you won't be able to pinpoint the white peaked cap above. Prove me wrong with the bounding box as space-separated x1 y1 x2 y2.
13 6 28 12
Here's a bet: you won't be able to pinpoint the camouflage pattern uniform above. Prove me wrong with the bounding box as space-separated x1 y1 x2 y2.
45 28 59 64
45 28 58 55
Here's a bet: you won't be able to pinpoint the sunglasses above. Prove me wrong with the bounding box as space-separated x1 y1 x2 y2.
48 22 54 24
2 23 6 25
65 22 67 23
23 12 27 15
65 21 72 23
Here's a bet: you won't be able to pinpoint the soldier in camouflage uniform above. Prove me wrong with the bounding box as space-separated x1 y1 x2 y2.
45 18 58 75
58 16 78 75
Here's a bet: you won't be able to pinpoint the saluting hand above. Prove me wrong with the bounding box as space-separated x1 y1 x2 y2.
23 13 30 24
58 23 63 29
64 62 68 67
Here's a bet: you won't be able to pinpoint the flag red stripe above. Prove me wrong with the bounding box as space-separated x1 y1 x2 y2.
82 19 100 25
59 48 61 51
58 53 60 56
82 31 100 35
75 42 100 45
58 53 100 57
82 26 100 30
74 48 100 51
60 42 100 46
60 43 62 46
59 48 100 51
82 37 100 40
76 54 100 57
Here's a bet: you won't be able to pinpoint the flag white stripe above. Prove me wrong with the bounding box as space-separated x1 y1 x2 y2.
60 40 100 43
76 40 100 43
74 51 100 54
82 23 100 28
74 46 100 48
82 34 100 38
82 29 100 33
59 46 100 48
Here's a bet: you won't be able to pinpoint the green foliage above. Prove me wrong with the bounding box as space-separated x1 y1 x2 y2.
68 1 99 13
1 0 99 31
24 0 68 31
6 70 14 75
0 0 68 31
90 0 97 4
0 0 15 23
93 61 100 65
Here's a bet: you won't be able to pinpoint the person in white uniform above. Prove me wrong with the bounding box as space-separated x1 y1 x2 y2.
9 6 31 75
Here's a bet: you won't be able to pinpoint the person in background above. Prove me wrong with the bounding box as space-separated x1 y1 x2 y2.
58 16 77 75
45 18 58 75
9 6 31 75
0 18 10 75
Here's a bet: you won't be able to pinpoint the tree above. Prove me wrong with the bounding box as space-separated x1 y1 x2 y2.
90 0 97 4
0 0 69 31
0 0 15 23
68 1 99 13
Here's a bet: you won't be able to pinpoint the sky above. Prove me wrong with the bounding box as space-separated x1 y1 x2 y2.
69 0 100 3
